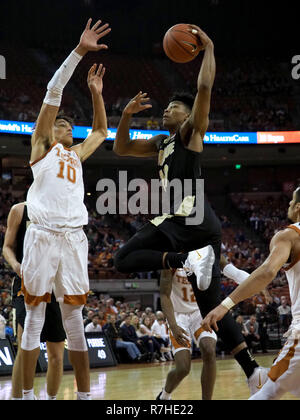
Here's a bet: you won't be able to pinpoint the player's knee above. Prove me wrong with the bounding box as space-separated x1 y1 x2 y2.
59 304 87 352
175 356 190 378
200 339 216 363
47 350 64 368
21 303 46 351
177 365 190 379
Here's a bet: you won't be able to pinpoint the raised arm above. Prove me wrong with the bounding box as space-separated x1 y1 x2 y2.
180 26 215 153
202 229 294 333
72 63 107 162
2 203 25 277
160 270 189 347
31 18 111 164
114 92 166 157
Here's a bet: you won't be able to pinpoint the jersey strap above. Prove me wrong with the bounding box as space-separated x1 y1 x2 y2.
30 141 58 167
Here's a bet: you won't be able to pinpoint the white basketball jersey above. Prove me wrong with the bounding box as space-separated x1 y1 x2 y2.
284 223 300 330
27 142 88 229
170 268 199 313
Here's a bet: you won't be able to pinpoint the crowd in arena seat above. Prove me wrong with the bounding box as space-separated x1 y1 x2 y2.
82 296 173 363
230 192 290 243
0 47 296 132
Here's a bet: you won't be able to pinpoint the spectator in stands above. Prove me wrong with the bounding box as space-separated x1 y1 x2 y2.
277 296 292 333
145 307 153 316
255 304 269 353
84 314 102 333
104 298 118 320
235 315 247 337
116 311 127 328
97 311 107 328
83 310 95 327
151 311 173 361
244 315 260 354
104 314 147 363
146 116 159 130
120 314 148 356
131 315 158 362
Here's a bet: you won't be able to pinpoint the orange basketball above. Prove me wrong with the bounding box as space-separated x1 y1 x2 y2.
163 23 204 63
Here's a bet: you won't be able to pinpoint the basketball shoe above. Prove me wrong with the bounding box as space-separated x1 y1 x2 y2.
183 245 215 291
156 389 172 400
247 366 269 396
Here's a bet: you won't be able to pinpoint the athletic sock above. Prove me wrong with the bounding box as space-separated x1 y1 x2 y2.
46 394 57 400
22 388 35 400
165 252 188 269
161 388 172 400
11 397 22 400
234 348 259 379
77 391 92 400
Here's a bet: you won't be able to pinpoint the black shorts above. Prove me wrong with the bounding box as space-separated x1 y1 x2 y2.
153 197 222 257
137 220 221 278
13 293 66 343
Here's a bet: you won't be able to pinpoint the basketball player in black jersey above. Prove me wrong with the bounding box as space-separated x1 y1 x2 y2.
3 202 66 400
113 25 268 394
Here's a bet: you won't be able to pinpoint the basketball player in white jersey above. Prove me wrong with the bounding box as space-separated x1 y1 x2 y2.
158 252 269 399
158 267 217 400
20 18 111 400
202 187 300 400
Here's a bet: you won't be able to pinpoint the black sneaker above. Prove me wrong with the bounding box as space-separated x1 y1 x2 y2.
156 391 162 400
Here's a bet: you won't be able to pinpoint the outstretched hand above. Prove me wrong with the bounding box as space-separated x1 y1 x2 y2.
88 63 106 96
123 92 152 115
76 18 111 56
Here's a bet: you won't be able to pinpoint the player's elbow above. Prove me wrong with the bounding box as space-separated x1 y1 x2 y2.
93 128 107 141
198 82 212 93
2 245 10 262
260 264 278 282
113 142 129 156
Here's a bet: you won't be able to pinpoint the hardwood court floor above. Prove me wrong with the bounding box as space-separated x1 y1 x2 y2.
0 353 298 400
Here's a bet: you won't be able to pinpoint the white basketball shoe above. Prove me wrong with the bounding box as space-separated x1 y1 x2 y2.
183 245 215 291
247 367 269 396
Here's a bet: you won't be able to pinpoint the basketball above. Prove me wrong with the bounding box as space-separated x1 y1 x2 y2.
163 23 204 63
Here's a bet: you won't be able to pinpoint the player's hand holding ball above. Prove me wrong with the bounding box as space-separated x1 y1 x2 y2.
188 24 214 49
163 23 213 63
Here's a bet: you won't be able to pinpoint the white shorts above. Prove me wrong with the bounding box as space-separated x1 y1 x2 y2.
257 338 300 399
169 310 217 355
21 224 89 306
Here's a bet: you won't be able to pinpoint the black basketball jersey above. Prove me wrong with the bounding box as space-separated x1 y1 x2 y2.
11 204 29 302
152 130 222 255
156 130 201 219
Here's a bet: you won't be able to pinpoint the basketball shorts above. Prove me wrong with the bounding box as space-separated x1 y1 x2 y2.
13 293 66 342
21 223 89 306
169 310 217 355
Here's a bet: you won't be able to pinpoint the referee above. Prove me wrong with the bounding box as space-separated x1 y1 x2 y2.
3 202 66 400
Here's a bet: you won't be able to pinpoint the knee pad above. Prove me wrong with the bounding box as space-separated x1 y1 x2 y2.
59 303 87 352
21 302 46 351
